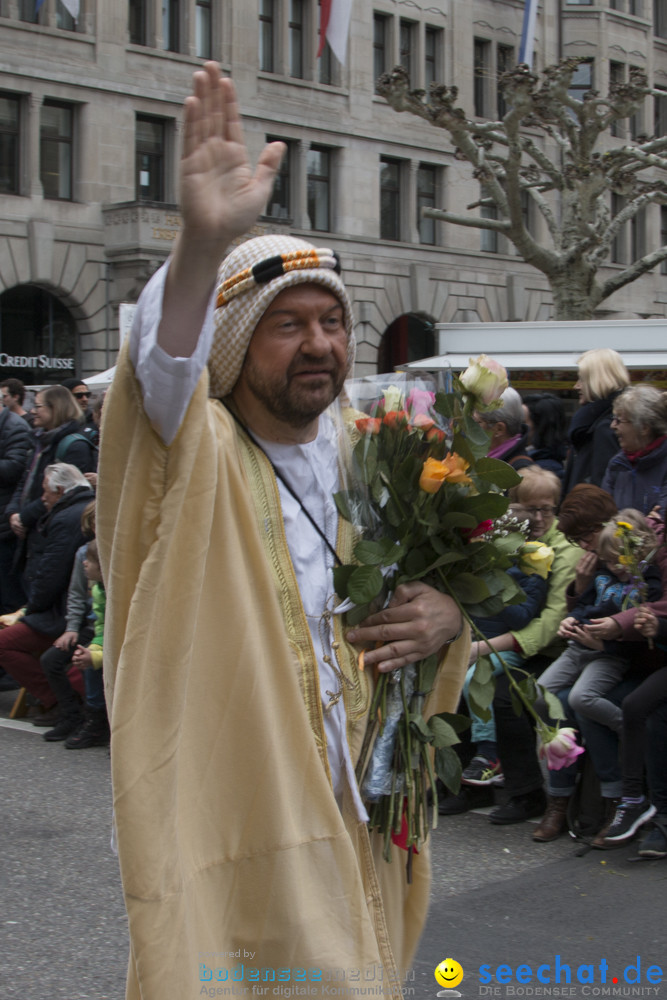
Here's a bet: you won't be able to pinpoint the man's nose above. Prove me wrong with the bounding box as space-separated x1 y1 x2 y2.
300 321 332 353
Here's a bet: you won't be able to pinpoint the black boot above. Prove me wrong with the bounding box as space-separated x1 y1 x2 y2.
64 707 110 749
43 710 84 742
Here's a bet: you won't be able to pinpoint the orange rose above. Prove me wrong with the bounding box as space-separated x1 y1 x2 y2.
411 413 436 432
441 452 472 484
419 453 472 494
383 410 410 429
355 416 382 435
426 427 446 445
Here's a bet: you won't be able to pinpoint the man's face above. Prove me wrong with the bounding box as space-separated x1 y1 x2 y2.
234 284 349 435
71 384 91 412
1 388 16 411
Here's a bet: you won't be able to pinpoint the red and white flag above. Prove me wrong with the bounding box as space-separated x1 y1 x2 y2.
318 0 353 66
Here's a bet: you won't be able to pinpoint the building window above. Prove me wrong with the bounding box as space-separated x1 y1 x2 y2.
655 87 667 136
399 20 416 85
480 187 498 253
610 61 625 137
631 206 646 259
41 102 74 201
417 164 437 245
497 45 514 119
373 14 390 92
629 65 643 138
656 0 667 36
568 60 594 102
566 0 593 5
307 146 331 232
129 0 148 45
0 94 20 196
19 0 39 23
474 39 491 118
317 1 334 84
611 192 626 263
196 0 212 59
162 0 180 52
136 116 166 201
425 27 443 91
265 137 292 220
661 206 667 274
57 3 77 30
380 157 402 241
259 0 276 72
289 0 305 79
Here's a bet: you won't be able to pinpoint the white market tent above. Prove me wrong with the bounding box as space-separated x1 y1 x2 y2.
402 319 667 374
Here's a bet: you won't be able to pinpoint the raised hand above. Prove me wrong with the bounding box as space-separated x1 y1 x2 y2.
158 64 285 358
179 63 285 254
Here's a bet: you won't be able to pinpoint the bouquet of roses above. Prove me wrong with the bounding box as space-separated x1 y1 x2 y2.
334 357 565 869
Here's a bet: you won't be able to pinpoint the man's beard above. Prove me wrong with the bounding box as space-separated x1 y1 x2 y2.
242 353 348 428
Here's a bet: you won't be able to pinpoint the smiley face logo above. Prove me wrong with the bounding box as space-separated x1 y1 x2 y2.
435 958 464 990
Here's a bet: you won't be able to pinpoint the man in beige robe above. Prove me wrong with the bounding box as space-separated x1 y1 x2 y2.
98 63 469 1000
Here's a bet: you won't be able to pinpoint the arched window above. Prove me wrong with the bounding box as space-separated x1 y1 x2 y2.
0 285 77 384
377 312 436 373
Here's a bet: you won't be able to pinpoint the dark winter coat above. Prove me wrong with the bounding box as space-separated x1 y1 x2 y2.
601 437 667 515
21 484 95 637
0 409 32 541
5 419 97 533
562 393 621 497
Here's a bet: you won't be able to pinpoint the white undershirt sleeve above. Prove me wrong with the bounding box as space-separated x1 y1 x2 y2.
128 261 217 446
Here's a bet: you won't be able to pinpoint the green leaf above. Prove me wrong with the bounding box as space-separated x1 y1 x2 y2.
354 538 398 566
417 653 440 692
468 687 493 724
333 491 355 523
539 685 566 722
452 431 475 466
440 511 478 530
353 435 377 484
429 715 462 748
458 492 509 521
470 655 494 685
409 714 434 743
450 572 491 604
333 564 355 599
434 746 462 795
474 457 522 489
434 392 457 419
347 565 384 604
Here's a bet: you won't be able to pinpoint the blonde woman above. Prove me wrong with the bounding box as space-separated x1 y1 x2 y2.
563 348 630 496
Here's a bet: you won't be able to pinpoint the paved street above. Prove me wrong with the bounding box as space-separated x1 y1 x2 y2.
2 690 665 1000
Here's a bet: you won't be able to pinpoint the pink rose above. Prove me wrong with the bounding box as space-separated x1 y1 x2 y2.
539 727 585 771
406 389 436 417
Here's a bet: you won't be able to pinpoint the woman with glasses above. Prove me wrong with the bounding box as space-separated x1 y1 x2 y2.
562 348 630 497
601 384 667 515
5 385 98 571
450 467 581 824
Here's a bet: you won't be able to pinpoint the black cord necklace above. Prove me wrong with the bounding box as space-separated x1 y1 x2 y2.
223 402 343 567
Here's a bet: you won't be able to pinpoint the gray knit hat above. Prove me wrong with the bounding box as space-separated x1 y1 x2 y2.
209 234 355 398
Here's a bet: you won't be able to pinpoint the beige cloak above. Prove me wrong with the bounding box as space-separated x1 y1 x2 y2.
98 348 469 1000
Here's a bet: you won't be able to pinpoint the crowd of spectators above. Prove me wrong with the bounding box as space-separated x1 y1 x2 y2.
444 348 667 861
0 377 108 750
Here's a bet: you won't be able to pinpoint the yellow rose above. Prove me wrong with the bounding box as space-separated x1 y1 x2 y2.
519 541 555 580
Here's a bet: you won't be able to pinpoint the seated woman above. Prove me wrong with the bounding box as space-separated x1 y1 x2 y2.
533 505 661 842
463 467 581 824
602 384 667 514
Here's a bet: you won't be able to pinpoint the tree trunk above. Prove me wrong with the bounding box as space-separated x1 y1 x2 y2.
548 270 601 321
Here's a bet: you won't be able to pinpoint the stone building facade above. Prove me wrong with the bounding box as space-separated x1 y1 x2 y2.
1 0 666 383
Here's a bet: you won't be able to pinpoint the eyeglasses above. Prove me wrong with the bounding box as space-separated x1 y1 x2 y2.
522 506 557 518
33 403 48 409
610 415 630 426
74 391 91 399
